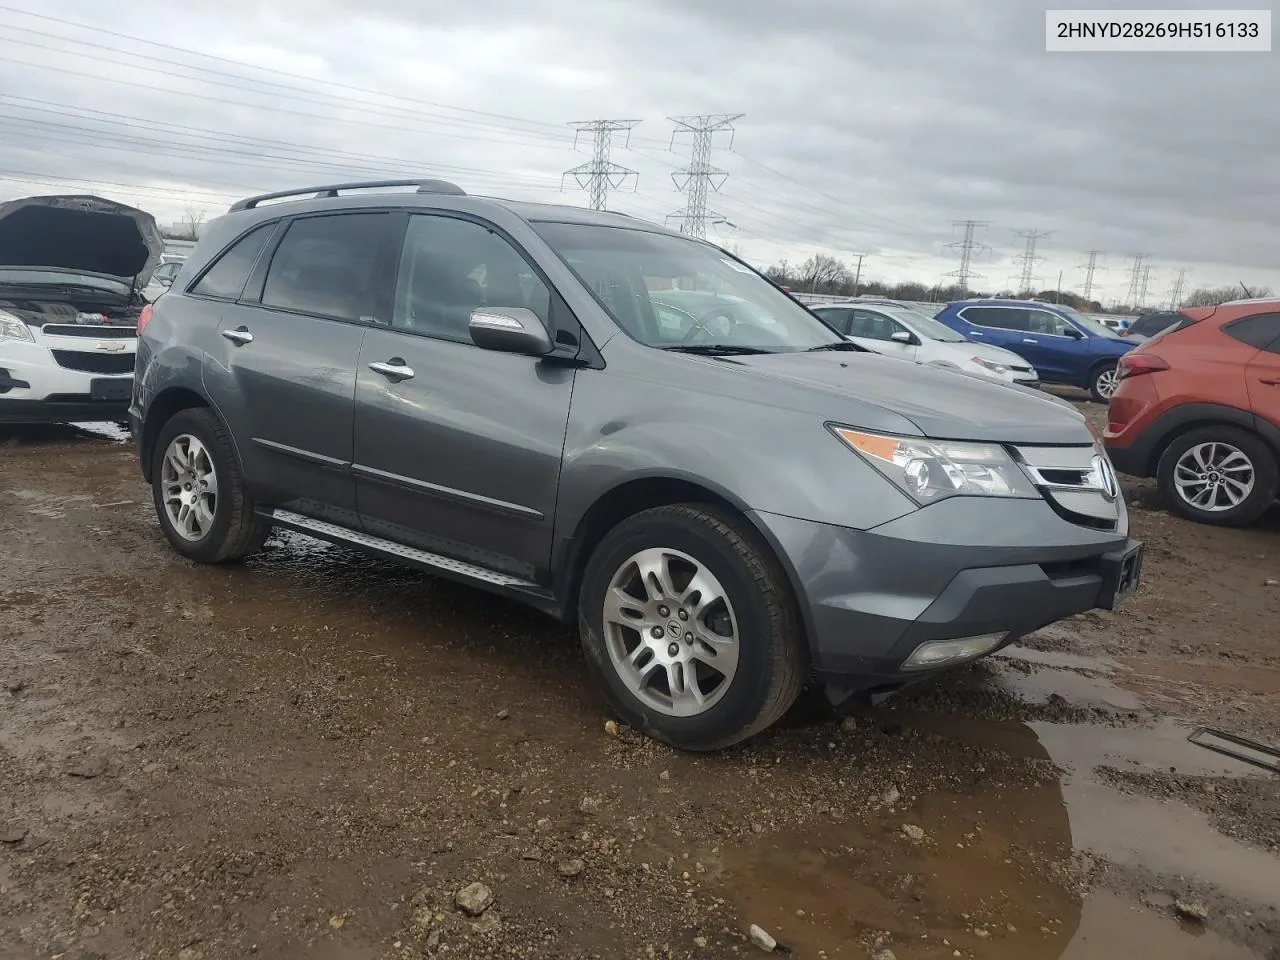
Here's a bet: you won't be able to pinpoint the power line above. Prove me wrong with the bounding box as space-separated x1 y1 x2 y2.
945 220 989 293
1079 250 1105 300
1012 229 1051 294
1168 267 1191 309
0 7 577 141
562 120 640 211
666 114 743 239
1124 254 1150 306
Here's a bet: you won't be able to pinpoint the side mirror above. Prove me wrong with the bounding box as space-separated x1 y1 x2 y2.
1064 326 1085 340
890 330 915 344
157 276 174 288
468 307 553 356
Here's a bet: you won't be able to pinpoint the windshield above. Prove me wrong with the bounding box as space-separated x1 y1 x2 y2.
0 267 132 296
1058 305 1122 339
531 222 842 352
874 304 968 342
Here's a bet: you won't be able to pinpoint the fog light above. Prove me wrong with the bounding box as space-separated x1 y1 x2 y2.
902 633 1007 670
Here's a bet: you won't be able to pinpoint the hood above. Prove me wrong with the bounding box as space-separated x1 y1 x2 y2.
0 194 163 283
716 351 1090 445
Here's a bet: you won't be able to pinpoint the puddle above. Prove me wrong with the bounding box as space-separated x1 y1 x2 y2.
716 648 1276 959
1062 891 1262 959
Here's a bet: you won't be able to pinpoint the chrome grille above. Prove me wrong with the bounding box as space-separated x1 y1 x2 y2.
1014 444 1119 528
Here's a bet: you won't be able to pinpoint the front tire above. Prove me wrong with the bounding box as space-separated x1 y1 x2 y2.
151 407 270 562
1089 362 1120 403
578 504 807 751
1157 426 1278 526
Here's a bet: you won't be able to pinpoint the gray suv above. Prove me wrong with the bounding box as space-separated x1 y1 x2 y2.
131 179 1143 751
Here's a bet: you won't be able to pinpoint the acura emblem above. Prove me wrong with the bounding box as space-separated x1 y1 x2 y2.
1089 454 1118 502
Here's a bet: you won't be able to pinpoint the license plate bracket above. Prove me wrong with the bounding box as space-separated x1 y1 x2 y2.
90 378 133 402
1098 540 1144 609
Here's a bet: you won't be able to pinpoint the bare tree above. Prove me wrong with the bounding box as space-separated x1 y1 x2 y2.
1182 285 1273 308
175 205 207 241
796 254 850 293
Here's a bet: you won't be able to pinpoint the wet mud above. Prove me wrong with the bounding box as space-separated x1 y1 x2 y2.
1 412 1278 959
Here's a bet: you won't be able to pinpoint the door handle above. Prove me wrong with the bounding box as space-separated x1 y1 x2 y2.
1260 377 1280 386
1022 338 1038 343
368 359 415 381
221 327 253 345
970 331 984 336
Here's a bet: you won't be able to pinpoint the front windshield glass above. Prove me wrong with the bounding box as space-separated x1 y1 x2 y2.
1059 305 1122 339
0 267 131 295
875 304 967 342
531 222 842 351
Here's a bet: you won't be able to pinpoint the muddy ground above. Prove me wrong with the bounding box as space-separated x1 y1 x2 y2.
1 398 1278 960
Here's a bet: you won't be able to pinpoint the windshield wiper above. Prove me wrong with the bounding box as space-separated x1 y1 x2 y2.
661 344 775 356
806 341 864 352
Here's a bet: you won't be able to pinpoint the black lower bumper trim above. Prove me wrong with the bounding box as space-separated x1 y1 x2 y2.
0 399 131 424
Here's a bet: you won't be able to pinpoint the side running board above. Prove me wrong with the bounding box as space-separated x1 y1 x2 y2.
262 508 561 616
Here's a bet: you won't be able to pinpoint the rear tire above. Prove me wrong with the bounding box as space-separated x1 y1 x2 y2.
151 407 270 562
1157 426 1278 526
578 503 807 751
1088 362 1120 403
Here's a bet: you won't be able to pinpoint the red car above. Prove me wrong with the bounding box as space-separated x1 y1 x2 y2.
1104 300 1280 526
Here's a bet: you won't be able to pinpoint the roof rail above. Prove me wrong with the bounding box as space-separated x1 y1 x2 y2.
229 179 466 212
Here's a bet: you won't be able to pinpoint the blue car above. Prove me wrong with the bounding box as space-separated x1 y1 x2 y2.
933 299 1136 402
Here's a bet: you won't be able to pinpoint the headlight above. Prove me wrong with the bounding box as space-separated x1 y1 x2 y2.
831 426 1039 503
0 310 35 343
970 356 1008 375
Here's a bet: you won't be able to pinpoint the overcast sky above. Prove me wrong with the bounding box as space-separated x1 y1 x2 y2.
0 0 1275 305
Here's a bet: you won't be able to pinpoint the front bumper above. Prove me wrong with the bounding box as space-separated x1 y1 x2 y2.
751 498 1138 688
0 340 134 423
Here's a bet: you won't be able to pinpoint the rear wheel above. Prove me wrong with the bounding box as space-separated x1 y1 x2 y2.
578 504 807 751
151 407 270 562
1089 362 1120 402
1157 426 1278 526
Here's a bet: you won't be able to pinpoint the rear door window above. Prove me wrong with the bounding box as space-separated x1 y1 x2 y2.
960 307 1026 331
261 213 391 323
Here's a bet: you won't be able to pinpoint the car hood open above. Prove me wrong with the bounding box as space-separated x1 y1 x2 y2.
721 350 1090 445
0 194 163 283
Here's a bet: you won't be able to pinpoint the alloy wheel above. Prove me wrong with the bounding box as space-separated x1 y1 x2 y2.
160 433 219 540
1173 441 1255 512
601 547 740 717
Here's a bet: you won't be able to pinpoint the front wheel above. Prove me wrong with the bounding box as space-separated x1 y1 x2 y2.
578 504 807 751
1156 426 1278 526
151 407 270 563
1089 362 1120 403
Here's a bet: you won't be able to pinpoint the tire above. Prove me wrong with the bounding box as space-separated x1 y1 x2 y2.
1156 426 1278 527
1088 362 1120 403
577 503 807 751
150 407 270 562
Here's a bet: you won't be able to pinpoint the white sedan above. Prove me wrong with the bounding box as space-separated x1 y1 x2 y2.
810 299 1040 390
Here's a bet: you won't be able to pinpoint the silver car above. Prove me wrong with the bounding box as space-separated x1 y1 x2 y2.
811 299 1040 389
132 178 1142 752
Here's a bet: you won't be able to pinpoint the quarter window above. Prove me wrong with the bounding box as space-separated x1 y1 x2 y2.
261 213 390 322
392 214 550 342
190 223 274 300
1224 312 1280 352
